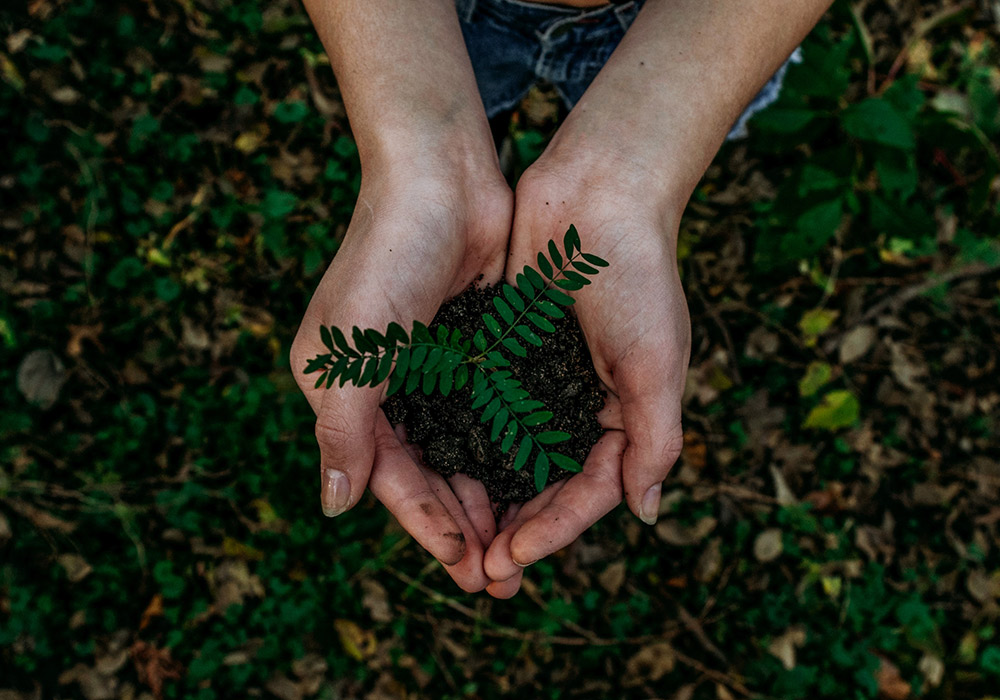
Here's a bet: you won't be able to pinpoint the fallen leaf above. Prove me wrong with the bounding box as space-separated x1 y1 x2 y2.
840 325 876 364
139 594 164 631
129 641 182 700
768 626 807 670
753 529 784 563
875 655 911 700
803 390 860 431
695 538 723 583
918 653 944 689
799 308 839 345
16 348 67 408
361 579 393 623
57 553 92 582
655 517 717 547
799 361 833 397
334 619 376 662
624 643 675 686
598 560 627 596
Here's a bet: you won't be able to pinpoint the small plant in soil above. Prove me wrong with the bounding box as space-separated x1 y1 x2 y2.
303 225 608 503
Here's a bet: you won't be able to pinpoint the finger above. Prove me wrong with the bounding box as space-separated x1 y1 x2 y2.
508 430 627 567
486 570 523 599
448 473 497 548
619 380 684 526
315 384 381 518
483 481 568 583
421 467 491 592
368 414 467 566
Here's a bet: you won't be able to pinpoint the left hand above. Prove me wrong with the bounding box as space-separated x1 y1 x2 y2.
481 150 692 598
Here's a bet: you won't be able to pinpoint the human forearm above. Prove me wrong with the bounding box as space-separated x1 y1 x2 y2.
302 0 498 176
540 0 832 216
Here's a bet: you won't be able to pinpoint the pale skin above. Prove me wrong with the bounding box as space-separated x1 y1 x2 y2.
290 0 833 597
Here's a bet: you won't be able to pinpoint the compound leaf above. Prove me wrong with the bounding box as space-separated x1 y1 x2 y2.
514 435 532 471
534 452 550 492
503 284 525 311
537 252 554 279
547 239 563 268
493 297 515 325
550 453 583 472
502 337 527 357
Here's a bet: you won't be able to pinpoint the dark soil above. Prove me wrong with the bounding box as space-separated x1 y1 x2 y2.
383 284 604 515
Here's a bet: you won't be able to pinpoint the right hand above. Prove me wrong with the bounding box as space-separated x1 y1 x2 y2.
290 162 512 592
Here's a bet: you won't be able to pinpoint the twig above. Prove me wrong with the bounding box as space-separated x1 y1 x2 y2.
856 261 999 325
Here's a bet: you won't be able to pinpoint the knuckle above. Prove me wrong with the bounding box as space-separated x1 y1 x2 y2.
314 412 356 455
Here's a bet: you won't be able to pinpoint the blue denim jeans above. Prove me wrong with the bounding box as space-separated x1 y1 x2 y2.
455 0 801 140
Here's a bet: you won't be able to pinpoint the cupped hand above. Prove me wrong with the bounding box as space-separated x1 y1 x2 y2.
290 166 512 592
482 162 691 595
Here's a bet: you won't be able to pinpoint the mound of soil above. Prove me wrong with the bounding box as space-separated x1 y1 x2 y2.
383 284 604 514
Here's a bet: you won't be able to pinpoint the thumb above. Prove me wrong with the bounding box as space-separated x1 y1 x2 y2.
315 383 380 517
619 377 685 526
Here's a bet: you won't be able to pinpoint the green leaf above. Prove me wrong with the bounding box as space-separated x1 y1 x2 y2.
555 278 584 291
455 364 469 391
510 399 545 413
524 266 545 291
425 347 443 374
547 240 563 268
572 261 598 275
386 322 408 345
485 351 510 367
514 435 532 471
803 390 860 430
560 273 589 287
304 354 332 374
537 252 554 279
405 369 421 395
326 371 337 389
550 453 582 472
523 411 553 426
395 347 411 376
514 325 542 347
375 353 394 384
320 326 334 353
436 324 448 345
411 321 432 343
563 225 581 257
421 370 436 395
481 397 502 422
471 386 494 409
359 356 378 385
502 337 527 357
516 272 535 297
410 345 428 370
483 313 503 339
536 300 565 318
491 408 509 442
500 422 517 453
387 367 405 396
581 252 608 268
536 431 571 444
473 330 486 351
534 452 550 492
331 326 355 357
798 361 832 397
364 328 387 348
842 98 915 150
340 358 362 387
313 371 328 389
439 366 454 396
493 297 515 325
544 288 575 306
502 388 529 403
503 284 525 311
352 326 374 354
526 312 556 333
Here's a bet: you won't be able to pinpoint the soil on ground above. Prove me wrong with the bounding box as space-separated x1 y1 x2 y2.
383 284 604 515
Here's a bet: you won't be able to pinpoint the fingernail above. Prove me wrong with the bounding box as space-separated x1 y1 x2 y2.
639 483 662 525
321 468 350 517
512 557 537 568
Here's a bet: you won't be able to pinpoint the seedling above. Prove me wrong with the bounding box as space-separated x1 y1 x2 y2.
303 225 608 493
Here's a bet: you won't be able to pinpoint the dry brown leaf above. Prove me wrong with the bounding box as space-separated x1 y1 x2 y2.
768 626 807 670
754 529 784 563
57 553 92 582
361 579 393 623
597 560 627 596
16 348 67 409
655 517 717 547
129 641 182 700
695 537 723 583
875 655 911 700
139 594 163 631
624 642 676 686
840 325 877 364
918 653 944 689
